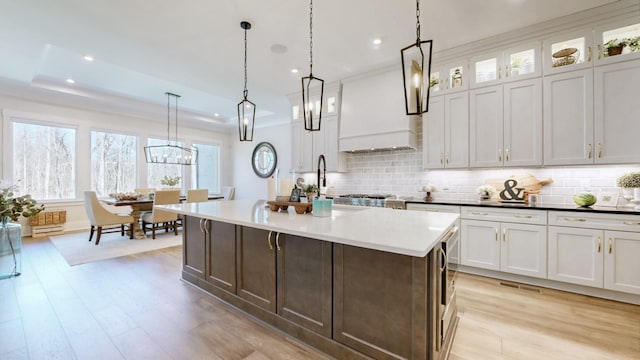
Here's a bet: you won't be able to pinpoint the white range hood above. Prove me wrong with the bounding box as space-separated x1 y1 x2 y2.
339 67 418 152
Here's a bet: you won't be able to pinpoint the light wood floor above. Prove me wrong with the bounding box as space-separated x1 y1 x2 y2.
1 237 638 360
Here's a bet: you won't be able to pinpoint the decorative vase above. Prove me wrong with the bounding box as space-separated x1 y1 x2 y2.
0 217 22 280
424 192 433 202
306 193 317 202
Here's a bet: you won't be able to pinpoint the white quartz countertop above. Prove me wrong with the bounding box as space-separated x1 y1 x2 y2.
158 200 459 257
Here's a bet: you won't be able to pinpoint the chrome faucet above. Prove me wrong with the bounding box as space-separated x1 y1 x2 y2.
317 154 326 197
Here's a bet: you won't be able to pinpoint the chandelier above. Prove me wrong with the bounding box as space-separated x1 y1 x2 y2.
301 0 324 131
238 21 256 141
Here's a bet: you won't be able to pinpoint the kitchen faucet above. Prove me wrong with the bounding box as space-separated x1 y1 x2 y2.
317 154 326 198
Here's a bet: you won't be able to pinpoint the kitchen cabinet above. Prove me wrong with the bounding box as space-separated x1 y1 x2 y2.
594 20 640 66
543 28 594 75
183 215 206 279
312 116 346 173
291 120 313 172
430 61 469 96
548 211 640 295
422 92 469 169
470 42 541 88
469 78 542 167
543 69 594 165
206 220 237 294
236 226 333 335
460 207 547 279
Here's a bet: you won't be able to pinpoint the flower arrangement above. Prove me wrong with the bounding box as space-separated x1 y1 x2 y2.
0 181 44 222
616 172 640 188
476 185 497 199
303 184 319 195
160 175 180 187
422 184 437 193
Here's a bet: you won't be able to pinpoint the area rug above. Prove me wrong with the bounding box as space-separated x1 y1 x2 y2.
49 231 182 266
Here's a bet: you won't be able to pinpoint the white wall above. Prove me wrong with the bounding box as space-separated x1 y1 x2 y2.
231 122 292 201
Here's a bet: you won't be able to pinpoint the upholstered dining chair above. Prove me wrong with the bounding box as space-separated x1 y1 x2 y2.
222 186 235 200
141 189 180 239
83 191 135 245
186 189 209 203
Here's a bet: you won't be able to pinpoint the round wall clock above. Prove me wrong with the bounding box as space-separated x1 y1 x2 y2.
251 142 277 178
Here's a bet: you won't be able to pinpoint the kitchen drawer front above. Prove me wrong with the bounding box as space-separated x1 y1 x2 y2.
549 211 640 232
461 207 546 225
406 204 460 213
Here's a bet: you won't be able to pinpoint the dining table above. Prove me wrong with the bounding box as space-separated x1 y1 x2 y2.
102 195 224 239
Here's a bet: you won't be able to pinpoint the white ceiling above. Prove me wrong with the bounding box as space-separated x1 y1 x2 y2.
0 0 617 131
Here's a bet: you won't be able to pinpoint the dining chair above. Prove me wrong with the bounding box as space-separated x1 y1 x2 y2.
141 189 181 239
135 188 156 196
83 191 135 245
186 189 209 203
222 186 235 200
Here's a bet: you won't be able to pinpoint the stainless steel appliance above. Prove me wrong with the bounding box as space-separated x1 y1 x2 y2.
439 225 459 349
332 194 406 209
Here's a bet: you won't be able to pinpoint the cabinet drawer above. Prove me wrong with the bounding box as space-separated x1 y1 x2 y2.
406 204 460 213
461 206 546 225
548 211 640 232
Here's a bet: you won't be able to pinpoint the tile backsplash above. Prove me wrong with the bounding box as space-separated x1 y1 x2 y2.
306 149 640 206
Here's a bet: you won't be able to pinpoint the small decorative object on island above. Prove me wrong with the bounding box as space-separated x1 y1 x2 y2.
303 184 318 202
422 183 437 202
616 171 640 208
160 175 180 187
1 181 44 279
573 191 597 207
476 185 497 201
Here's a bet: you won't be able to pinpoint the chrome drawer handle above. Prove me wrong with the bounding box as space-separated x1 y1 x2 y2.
623 221 640 226
564 217 586 222
514 215 532 219
472 212 489 216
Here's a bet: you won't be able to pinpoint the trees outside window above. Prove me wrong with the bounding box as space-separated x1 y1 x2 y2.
146 138 183 190
192 143 220 194
91 131 137 197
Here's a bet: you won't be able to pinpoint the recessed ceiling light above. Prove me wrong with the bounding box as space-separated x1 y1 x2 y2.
83 55 94 62
66 78 75 84
213 113 219 117
291 68 299 74
372 38 382 46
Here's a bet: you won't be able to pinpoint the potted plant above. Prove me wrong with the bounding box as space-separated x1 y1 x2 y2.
616 171 640 202
421 183 437 202
303 184 319 201
624 36 640 53
604 38 626 56
0 181 44 278
160 175 180 187
510 55 530 76
476 185 497 201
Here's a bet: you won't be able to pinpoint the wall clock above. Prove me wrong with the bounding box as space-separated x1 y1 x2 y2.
251 142 277 178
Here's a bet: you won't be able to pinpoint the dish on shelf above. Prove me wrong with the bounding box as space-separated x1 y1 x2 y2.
552 47 579 67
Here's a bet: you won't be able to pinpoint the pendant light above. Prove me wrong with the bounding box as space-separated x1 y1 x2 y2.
238 21 256 142
400 0 433 115
301 0 324 131
144 92 198 165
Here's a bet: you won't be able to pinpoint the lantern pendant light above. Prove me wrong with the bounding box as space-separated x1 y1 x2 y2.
301 0 324 132
400 0 433 115
238 21 256 142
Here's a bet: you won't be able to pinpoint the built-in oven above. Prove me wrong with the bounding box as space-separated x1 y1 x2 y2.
439 225 459 348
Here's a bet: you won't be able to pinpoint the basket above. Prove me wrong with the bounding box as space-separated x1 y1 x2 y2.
552 48 579 67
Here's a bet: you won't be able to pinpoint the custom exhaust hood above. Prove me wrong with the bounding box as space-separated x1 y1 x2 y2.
339 67 418 152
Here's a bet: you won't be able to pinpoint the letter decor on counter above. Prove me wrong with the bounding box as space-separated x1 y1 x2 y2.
485 173 553 203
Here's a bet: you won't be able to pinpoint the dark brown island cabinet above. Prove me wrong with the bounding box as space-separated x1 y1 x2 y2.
182 215 457 360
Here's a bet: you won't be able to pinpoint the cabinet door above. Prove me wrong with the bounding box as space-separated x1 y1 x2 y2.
183 216 205 278
594 59 640 164
312 116 345 172
504 42 541 82
276 234 332 337
594 20 640 66
291 120 313 172
470 85 503 167
604 230 640 295
423 96 445 169
548 226 603 288
236 226 276 312
445 92 469 168
460 220 500 271
543 29 594 75
543 69 594 165
206 220 236 294
470 51 503 88
504 78 542 167
500 223 547 278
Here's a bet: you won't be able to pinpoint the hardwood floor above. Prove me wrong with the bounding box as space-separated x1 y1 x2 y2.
1 237 638 359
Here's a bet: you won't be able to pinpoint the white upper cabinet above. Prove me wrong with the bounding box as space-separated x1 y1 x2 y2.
423 92 469 169
595 20 640 66
429 61 469 96
470 42 541 88
543 28 594 75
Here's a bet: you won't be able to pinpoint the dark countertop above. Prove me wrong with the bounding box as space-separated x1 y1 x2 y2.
405 199 640 215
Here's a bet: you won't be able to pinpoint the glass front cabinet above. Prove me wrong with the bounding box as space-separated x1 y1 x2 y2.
470 42 541 88
429 61 469 96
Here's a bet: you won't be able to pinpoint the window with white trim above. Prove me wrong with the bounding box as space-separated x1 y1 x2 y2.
91 131 137 197
192 143 220 194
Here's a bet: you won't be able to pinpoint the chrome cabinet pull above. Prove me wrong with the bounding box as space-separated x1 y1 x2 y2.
472 212 489 216
438 247 447 273
608 237 613 254
597 143 602 158
275 232 282 251
505 148 510 162
199 218 204 233
587 144 592 159
203 219 209 235
623 221 640 226
597 237 601 253
564 217 586 222
268 231 273 250
587 46 592 62
514 214 532 219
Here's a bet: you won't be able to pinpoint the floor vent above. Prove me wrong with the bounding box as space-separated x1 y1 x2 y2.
499 281 543 294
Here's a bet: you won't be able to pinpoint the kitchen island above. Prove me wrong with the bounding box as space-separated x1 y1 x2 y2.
159 200 459 360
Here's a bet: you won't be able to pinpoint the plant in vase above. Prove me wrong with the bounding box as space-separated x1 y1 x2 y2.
0 181 44 279
421 184 437 202
616 171 640 204
476 185 497 201
303 184 318 202
160 175 180 187
604 38 627 57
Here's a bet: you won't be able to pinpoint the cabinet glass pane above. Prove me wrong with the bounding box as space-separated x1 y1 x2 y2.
510 49 535 76
429 71 442 92
551 37 585 68
327 97 336 113
292 105 299 120
603 23 640 57
475 58 497 83
449 66 464 89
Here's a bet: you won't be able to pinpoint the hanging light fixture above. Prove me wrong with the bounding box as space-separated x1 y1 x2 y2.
238 21 256 142
400 0 433 115
144 92 198 165
301 0 324 131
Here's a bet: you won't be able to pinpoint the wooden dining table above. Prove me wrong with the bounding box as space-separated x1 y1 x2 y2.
102 195 224 239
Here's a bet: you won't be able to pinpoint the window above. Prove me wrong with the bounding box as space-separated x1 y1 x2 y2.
192 143 220 194
91 131 137 197
12 121 76 200
146 138 183 189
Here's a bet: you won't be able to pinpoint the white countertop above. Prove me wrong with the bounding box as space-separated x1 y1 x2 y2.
158 200 459 257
